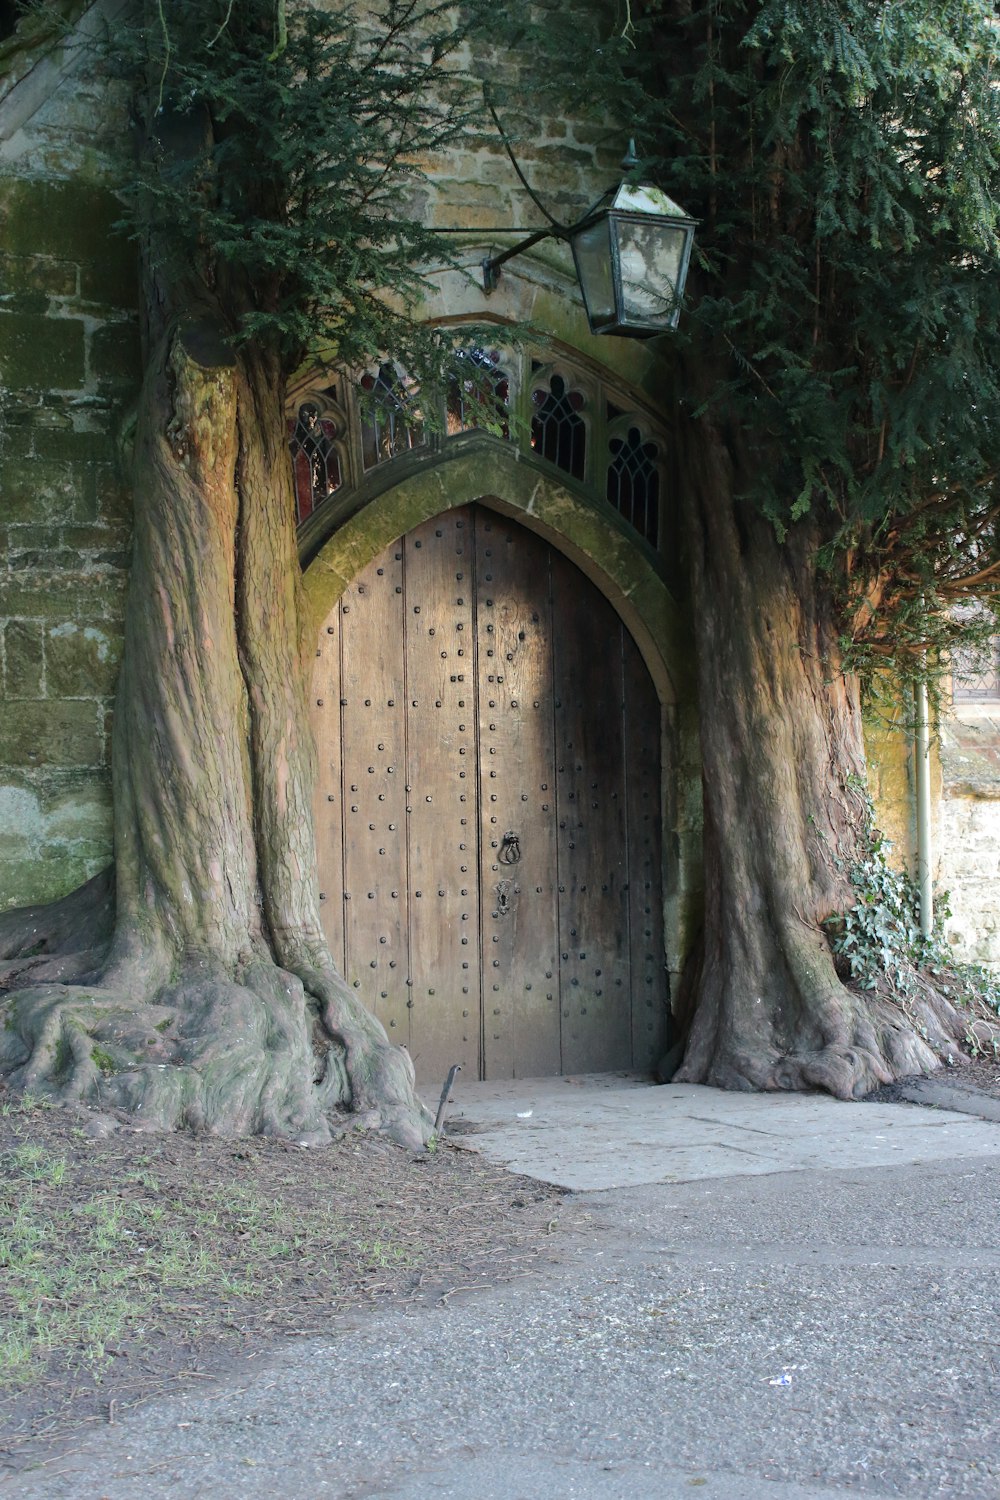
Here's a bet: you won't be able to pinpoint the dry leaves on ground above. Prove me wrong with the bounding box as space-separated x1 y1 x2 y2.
0 1091 565 1473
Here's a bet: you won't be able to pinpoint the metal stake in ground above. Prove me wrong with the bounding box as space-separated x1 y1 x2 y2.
434 1064 461 1135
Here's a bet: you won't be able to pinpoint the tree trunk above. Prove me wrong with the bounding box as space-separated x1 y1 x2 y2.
674 404 982 1097
0 296 431 1147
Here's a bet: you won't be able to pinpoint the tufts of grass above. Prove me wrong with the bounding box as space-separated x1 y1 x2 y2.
0 1145 412 1393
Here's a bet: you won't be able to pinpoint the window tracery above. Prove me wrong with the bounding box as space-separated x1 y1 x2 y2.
447 348 509 437
606 416 661 546
288 398 344 526
952 638 1000 702
359 362 424 471
530 369 588 482
288 346 667 555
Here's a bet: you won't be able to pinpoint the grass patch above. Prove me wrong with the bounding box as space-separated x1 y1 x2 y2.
0 1147 417 1390
0 1090 563 1466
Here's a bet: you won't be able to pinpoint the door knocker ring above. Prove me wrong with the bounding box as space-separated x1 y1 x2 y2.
499 830 521 865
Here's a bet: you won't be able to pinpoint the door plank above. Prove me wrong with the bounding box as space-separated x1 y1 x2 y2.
476 511 561 1079
404 508 481 1087
552 554 632 1074
311 609 345 972
623 630 669 1071
339 545 411 1046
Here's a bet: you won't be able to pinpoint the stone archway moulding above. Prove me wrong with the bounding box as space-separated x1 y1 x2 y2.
301 444 691 708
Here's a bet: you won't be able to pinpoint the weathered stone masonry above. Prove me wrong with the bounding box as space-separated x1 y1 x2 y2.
0 174 138 908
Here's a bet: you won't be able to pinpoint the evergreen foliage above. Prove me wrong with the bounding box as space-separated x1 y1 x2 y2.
112 0 498 392
527 0 1000 678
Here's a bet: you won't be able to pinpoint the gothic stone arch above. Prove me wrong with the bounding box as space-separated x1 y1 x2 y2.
302 445 697 1082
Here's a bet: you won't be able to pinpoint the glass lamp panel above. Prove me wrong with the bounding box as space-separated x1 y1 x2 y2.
571 218 617 330
612 215 689 331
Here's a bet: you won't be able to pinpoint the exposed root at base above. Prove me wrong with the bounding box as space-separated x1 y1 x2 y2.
675 972 1000 1100
0 961 432 1150
0 870 115 993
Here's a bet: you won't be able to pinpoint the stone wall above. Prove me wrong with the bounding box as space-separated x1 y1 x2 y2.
938 711 1000 972
0 6 138 909
865 714 917 867
865 701 1000 975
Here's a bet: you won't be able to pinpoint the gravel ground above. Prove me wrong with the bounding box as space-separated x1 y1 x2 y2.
954 1057 1000 1093
4 1063 1000 1496
865 1055 1000 1105
5 1152 1000 1499
0 1093 565 1475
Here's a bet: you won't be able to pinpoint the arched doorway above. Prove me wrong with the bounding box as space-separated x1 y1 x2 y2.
312 503 667 1086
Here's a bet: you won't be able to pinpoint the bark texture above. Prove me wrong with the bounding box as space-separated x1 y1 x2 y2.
0 308 431 1148
674 406 994 1097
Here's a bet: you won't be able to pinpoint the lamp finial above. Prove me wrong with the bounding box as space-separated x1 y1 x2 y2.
621 138 641 174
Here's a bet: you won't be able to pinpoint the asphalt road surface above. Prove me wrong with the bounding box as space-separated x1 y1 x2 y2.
8 1142 1000 1499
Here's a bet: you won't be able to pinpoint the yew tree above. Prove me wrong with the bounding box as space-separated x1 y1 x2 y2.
0 0 495 1146
3 0 1000 1134
564 0 1000 1093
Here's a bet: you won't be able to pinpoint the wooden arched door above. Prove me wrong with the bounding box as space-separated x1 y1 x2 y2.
312 504 667 1085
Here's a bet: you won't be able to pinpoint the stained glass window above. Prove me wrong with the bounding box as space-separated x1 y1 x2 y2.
291 354 667 554
530 373 587 481
447 348 509 437
607 425 660 545
288 402 342 525
359 362 423 470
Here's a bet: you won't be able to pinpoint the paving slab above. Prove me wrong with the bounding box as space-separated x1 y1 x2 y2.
898 1076 1000 1123
445 1073 1000 1189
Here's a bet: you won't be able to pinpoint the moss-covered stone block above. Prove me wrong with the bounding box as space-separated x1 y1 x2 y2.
101 705 114 766
0 253 78 298
43 779 115 848
0 574 127 624
0 459 81 524
0 291 49 316
0 773 113 856
0 853 105 912
85 464 133 525
78 240 139 309
0 700 104 769
9 547 80 571
4 524 53 550
90 319 141 386
46 622 122 697
0 426 36 460
0 179 122 264
59 524 131 552
865 713 923 865
39 427 117 464
18 534 129 568
0 310 85 388
3 620 45 699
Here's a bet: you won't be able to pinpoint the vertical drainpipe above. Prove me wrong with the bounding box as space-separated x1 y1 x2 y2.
914 674 933 938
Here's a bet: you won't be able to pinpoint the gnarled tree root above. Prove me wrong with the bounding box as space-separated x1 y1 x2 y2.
0 868 114 993
0 964 432 1148
675 970 1000 1100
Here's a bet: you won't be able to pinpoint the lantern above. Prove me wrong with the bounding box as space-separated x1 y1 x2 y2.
569 183 697 337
